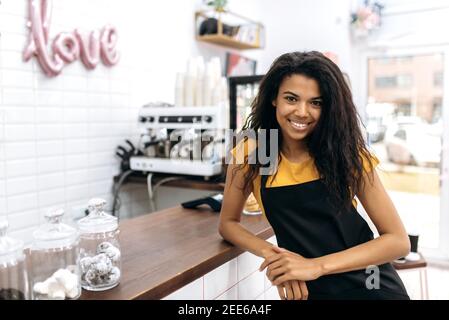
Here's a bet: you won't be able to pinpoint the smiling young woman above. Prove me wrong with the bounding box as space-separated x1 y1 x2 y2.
218 51 411 300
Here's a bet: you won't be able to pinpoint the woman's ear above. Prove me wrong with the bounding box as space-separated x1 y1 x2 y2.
272 100 276 107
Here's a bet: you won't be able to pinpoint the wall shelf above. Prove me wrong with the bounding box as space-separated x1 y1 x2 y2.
195 10 265 50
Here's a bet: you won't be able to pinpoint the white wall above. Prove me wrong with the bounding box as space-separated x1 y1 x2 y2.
0 0 264 244
256 0 353 74
0 0 352 244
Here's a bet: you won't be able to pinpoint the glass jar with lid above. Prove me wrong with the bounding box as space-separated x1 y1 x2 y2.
0 220 29 300
77 198 121 291
30 209 81 300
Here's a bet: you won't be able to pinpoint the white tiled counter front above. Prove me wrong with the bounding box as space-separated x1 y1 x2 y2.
163 236 280 300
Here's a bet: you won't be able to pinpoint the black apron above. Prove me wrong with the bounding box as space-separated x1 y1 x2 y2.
260 174 410 300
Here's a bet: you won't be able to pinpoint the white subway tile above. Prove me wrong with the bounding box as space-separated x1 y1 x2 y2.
88 138 115 152
4 124 35 141
110 109 133 123
204 258 238 300
237 252 265 281
4 142 36 160
38 172 65 190
0 33 27 51
65 184 89 202
5 176 37 195
0 0 28 15
110 94 129 108
87 108 112 123
1 51 33 71
109 124 131 137
36 90 64 106
0 181 5 197
237 270 265 300
110 79 130 94
35 124 64 140
88 179 113 196
7 210 40 232
66 169 89 185
2 88 34 106
63 92 88 107
35 107 64 123
88 124 114 138
63 75 88 92
0 197 6 215
63 108 88 123
5 159 37 178
7 192 38 213
35 73 64 91
65 154 88 170
87 77 109 92
1 70 34 88
37 156 64 174
60 61 86 77
63 139 88 154
36 140 64 157
4 107 35 124
38 188 66 207
162 277 203 300
87 166 113 182
63 124 88 139
88 152 114 167
215 285 238 300
87 93 110 108
4 15 25 38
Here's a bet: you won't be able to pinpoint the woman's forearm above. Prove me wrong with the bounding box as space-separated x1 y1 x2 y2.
315 233 410 276
219 220 274 258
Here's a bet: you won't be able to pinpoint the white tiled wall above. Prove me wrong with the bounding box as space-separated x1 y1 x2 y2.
0 0 263 244
163 236 280 300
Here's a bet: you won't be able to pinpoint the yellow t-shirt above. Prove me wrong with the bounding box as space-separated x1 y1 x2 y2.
230 139 379 216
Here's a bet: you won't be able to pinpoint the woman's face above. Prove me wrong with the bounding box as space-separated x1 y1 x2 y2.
273 74 322 144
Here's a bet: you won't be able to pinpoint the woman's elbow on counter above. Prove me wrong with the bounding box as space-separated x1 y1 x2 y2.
397 234 411 258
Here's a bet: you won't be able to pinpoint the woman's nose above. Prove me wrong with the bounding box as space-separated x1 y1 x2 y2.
295 101 308 117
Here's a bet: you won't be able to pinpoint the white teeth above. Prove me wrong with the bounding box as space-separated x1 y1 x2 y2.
290 120 309 129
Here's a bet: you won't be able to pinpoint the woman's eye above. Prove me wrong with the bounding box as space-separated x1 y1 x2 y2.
311 100 322 107
285 96 297 103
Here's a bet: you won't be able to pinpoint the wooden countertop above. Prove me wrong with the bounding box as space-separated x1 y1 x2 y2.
80 205 273 300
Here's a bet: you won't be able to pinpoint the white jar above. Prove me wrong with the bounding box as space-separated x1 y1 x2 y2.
0 220 30 300
30 209 81 300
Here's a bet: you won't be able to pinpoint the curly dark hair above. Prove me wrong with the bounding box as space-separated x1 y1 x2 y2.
234 51 374 213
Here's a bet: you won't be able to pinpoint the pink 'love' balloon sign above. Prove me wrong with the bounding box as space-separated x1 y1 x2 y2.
23 0 120 77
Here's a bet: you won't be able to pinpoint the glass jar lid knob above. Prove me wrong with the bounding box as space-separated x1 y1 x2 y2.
87 198 107 212
44 208 65 223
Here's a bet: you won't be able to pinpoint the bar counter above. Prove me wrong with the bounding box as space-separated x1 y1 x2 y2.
80 205 273 300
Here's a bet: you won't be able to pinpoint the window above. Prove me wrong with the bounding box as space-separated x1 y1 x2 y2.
396 102 412 116
434 71 443 87
397 74 412 87
375 76 396 88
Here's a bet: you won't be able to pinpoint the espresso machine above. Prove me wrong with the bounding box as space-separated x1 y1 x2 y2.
130 105 228 177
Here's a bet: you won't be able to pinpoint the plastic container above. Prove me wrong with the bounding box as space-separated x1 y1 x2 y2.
30 209 81 300
0 220 29 300
77 198 121 291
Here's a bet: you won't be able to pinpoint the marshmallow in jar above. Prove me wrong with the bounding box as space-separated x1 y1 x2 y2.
30 209 81 300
